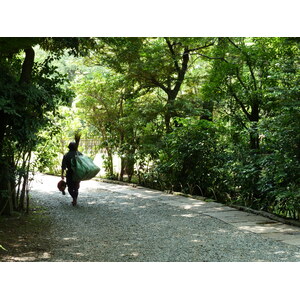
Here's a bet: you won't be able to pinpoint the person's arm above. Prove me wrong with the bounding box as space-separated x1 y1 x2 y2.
61 154 66 180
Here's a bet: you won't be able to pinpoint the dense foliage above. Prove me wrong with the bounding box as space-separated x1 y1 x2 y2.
1 37 299 221
0 37 92 215
74 37 299 220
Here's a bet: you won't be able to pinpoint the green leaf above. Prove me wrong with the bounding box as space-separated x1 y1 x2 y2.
0 244 7 251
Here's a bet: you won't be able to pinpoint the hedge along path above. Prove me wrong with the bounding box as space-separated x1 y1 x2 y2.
1 173 300 262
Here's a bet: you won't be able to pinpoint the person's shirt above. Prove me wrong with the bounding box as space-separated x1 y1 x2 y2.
61 150 82 171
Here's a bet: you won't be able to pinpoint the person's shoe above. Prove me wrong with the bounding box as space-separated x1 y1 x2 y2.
72 198 77 206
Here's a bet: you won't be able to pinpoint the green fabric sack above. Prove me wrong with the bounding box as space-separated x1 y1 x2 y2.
71 153 100 181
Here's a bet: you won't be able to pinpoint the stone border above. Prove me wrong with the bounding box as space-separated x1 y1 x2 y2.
95 177 300 228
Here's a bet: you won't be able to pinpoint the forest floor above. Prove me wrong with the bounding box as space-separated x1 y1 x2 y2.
1 174 300 262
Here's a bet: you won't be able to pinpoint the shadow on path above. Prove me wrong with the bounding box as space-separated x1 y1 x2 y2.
1 174 300 262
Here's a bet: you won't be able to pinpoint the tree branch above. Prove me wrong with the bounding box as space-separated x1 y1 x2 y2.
187 42 215 53
246 61 258 91
235 69 250 93
227 38 258 91
150 76 169 94
192 52 229 62
227 37 242 51
165 38 180 73
227 84 251 120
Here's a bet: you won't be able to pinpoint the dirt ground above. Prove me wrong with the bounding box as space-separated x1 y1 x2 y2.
0 205 53 261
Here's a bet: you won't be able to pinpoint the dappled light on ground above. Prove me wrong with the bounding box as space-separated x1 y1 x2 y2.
1 174 300 262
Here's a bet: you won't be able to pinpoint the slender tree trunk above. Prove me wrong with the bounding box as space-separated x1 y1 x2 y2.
19 171 28 212
120 157 125 181
164 92 177 133
126 149 135 183
8 152 17 210
249 100 260 151
249 127 259 150
105 148 114 178
18 150 31 211
0 112 8 155
247 101 261 206
16 151 27 205
120 152 135 183
25 152 31 213
164 112 172 133
0 162 13 216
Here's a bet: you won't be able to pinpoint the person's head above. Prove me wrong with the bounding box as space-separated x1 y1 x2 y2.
68 142 78 151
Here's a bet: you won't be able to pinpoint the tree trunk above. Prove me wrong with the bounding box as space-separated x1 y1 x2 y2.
19 47 35 85
161 43 190 133
105 148 114 178
0 162 13 216
0 112 8 155
0 112 10 215
19 151 31 212
164 111 172 133
0 47 35 216
126 149 135 183
164 92 177 133
249 100 260 151
8 152 17 210
119 157 125 181
119 152 135 183
249 128 259 151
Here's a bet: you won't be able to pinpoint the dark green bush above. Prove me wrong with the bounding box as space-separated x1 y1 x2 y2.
153 118 226 199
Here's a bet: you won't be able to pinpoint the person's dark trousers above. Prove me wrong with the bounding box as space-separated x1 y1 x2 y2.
66 172 80 205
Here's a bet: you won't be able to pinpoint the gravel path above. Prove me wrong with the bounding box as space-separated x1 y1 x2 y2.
6 174 300 262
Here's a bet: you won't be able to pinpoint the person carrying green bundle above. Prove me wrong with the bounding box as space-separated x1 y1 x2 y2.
61 142 82 206
61 138 100 206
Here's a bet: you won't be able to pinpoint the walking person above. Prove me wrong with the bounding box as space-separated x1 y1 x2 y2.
61 142 82 206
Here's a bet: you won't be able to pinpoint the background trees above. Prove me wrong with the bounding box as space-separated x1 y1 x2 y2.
90 37 215 132
201 37 300 215
72 37 300 219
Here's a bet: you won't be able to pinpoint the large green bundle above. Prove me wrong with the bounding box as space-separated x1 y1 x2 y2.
71 153 100 181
